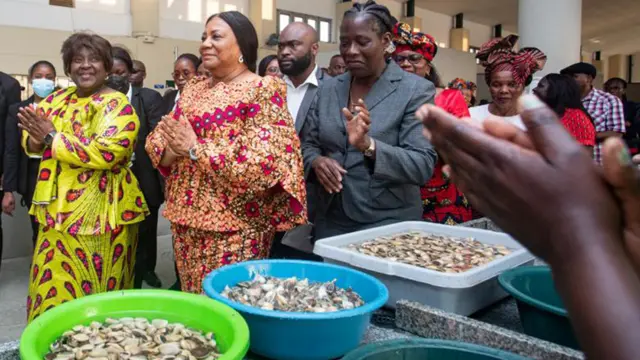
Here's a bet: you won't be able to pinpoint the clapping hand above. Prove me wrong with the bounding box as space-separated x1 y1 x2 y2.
156 114 197 157
343 99 371 152
17 105 55 145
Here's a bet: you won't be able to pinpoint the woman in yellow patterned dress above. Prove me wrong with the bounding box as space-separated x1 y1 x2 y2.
17 33 148 322
146 11 307 294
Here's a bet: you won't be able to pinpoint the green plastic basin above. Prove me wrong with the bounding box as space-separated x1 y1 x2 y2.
20 290 250 360
342 339 528 359
498 266 579 350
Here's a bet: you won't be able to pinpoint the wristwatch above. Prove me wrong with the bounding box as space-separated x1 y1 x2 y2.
189 145 198 161
363 138 376 157
43 131 57 146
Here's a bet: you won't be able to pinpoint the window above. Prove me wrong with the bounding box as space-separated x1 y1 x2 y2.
307 19 316 29
278 13 291 33
277 9 332 43
50 0 74 7
319 20 330 43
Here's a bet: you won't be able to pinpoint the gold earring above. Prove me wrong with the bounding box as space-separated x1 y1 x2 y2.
239 55 244 64
386 43 396 54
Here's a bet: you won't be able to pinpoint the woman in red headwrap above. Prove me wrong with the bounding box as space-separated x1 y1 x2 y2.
392 23 473 225
470 35 546 129
448 78 473 108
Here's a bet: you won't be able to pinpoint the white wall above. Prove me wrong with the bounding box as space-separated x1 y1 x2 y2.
413 7 451 48
432 47 477 86
466 20 492 48
0 0 131 35
159 0 249 40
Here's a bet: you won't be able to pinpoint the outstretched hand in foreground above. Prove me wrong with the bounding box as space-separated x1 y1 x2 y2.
417 95 640 360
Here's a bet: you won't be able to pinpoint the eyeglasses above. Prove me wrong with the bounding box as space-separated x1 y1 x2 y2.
172 70 195 79
393 54 425 65
267 67 280 74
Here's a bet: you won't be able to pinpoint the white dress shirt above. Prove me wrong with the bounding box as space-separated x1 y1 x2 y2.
172 90 180 112
126 84 132 101
283 65 318 121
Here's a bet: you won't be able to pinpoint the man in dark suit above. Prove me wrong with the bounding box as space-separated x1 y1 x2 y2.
269 22 329 259
130 60 147 88
4 94 40 246
0 71 21 271
108 47 165 288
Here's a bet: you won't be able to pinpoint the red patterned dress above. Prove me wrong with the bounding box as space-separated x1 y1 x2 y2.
421 89 474 225
146 76 307 293
560 108 596 147
24 88 148 322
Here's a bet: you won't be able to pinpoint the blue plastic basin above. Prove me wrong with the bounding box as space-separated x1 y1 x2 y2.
203 260 389 360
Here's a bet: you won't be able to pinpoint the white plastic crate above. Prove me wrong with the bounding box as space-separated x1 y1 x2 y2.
313 221 534 316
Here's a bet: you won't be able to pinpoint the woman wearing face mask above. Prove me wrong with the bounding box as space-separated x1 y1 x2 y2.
146 11 306 294
391 24 472 225
302 1 436 239
17 33 147 321
161 53 199 116
2 61 57 245
470 35 545 129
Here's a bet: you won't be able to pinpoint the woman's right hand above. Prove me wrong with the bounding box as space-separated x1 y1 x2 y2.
312 156 347 194
2 192 15 216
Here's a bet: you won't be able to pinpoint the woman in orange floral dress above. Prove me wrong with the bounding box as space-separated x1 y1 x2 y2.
146 11 306 293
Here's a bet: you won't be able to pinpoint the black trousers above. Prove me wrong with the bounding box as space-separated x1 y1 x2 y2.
134 205 159 288
0 215 3 273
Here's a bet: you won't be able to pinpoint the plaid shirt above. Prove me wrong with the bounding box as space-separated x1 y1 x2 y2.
582 88 625 164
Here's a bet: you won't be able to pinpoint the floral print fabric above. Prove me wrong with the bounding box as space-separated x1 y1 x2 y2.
23 88 148 235
145 76 307 291
172 224 275 293
27 224 137 322
422 89 473 225
146 76 306 233
23 87 146 321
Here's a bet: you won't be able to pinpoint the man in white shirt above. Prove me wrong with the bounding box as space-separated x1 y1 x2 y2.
271 22 329 259
278 22 328 134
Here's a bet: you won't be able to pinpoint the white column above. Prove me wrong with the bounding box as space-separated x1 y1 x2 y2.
519 0 582 88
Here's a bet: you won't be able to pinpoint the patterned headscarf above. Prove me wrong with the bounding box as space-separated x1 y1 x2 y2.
448 78 469 90
467 81 477 91
476 35 546 86
392 22 438 62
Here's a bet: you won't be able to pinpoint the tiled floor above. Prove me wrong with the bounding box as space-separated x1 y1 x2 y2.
0 217 176 343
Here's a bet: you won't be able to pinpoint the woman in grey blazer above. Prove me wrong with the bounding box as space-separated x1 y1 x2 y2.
301 0 437 240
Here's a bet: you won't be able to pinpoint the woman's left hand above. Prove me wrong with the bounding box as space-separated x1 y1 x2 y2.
17 106 55 144
157 115 198 157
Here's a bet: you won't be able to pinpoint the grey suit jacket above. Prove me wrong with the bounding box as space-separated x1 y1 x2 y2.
293 67 329 135
290 67 329 225
301 61 437 226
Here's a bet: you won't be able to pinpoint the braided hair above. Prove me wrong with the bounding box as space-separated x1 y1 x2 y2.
343 0 397 36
